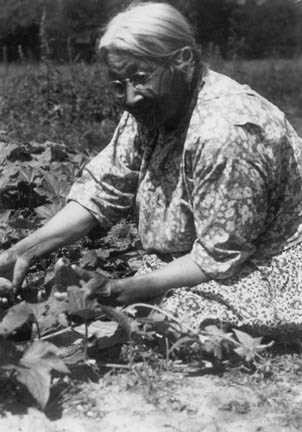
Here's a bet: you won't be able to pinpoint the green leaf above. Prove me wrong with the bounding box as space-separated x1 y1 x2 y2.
0 302 34 335
201 325 234 359
15 340 69 409
20 340 69 374
15 364 51 409
202 338 223 360
233 329 263 348
233 329 271 362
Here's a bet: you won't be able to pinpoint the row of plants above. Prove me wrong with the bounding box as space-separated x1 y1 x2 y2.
0 256 274 409
0 133 275 410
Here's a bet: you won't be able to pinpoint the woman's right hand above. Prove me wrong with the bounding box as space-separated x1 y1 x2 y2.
0 248 32 296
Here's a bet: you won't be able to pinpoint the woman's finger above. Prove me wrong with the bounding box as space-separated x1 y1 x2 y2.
0 277 13 294
12 256 30 290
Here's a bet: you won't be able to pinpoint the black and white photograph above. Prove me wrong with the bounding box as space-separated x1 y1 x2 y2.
0 1 302 430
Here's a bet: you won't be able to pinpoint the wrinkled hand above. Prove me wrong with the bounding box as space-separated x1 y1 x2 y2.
0 248 32 299
52 264 117 305
70 266 133 306
71 266 111 299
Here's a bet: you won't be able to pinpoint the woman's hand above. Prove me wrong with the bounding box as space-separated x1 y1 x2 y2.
71 266 135 306
0 248 32 296
71 266 114 302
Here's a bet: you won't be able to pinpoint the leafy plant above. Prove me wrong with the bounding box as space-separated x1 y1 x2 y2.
0 127 277 412
0 335 69 408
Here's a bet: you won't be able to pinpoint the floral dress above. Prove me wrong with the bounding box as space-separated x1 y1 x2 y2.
68 68 302 337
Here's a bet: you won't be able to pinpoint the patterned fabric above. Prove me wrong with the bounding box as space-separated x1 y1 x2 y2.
137 247 302 337
68 68 302 334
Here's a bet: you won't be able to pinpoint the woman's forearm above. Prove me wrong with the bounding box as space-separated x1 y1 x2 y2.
12 201 97 261
112 253 208 305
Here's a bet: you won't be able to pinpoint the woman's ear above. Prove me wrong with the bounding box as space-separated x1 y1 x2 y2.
172 47 195 82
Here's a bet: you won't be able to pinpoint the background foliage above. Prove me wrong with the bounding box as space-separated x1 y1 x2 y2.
0 0 301 62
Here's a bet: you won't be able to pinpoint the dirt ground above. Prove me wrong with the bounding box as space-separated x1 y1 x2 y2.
1 347 302 432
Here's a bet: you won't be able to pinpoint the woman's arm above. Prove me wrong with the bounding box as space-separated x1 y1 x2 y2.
108 253 208 305
0 201 97 288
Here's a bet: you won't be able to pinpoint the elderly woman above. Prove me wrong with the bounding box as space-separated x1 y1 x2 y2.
1 2 302 336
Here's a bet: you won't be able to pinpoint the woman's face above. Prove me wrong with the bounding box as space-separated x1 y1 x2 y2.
106 51 189 130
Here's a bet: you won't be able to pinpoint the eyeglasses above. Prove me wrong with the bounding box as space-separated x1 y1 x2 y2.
109 68 161 98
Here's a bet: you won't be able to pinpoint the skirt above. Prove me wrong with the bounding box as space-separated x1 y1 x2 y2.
135 243 302 338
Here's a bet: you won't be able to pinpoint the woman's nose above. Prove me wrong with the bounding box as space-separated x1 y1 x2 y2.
124 81 143 108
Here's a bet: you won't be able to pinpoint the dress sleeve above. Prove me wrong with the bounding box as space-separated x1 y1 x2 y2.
190 122 270 280
67 112 141 229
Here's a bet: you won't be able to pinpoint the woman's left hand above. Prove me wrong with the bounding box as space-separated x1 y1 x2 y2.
71 265 134 306
72 266 140 305
70 265 112 299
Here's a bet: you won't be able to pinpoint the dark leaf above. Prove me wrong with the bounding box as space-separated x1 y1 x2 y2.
0 337 21 367
7 146 31 162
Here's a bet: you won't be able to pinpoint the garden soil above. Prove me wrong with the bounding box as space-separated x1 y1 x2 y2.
1 353 302 432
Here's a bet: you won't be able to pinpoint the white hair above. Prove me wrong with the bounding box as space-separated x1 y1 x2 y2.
98 2 198 63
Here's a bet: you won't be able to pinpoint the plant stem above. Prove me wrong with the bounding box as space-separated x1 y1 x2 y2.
84 321 88 361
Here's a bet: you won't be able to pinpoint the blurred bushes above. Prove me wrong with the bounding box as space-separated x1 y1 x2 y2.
0 0 301 62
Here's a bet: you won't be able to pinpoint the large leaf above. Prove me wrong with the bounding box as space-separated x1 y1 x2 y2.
15 340 69 409
20 340 69 374
0 302 34 335
15 364 51 409
202 325 234 358
233 329 272 361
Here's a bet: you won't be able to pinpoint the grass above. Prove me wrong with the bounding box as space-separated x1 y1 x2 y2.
0 61 119 154
0 56 301 153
